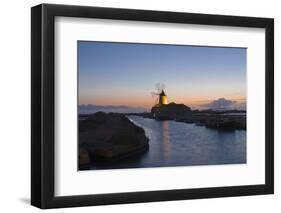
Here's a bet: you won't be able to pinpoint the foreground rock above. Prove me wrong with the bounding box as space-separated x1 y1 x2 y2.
78 112 149 169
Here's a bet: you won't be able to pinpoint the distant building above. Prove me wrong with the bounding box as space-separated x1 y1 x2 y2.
151 87 191 121
151 102 191 121
153 89 168 106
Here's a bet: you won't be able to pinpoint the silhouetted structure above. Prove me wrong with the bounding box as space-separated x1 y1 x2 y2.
151 83 168 106
151 102 191 121
157 90 168 106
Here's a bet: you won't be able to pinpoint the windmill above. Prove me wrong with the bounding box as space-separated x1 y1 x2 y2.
151 83 168 107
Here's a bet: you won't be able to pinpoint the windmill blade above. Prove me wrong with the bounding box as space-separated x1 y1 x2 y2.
155 83 162 93
160 83 165 91
151 92 158 99
151 92 159 96
151 92 159 105
155 84 159 93
155 82 166 93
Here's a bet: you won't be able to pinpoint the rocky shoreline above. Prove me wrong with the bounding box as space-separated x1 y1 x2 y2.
127 110 246 130
78 112 149 170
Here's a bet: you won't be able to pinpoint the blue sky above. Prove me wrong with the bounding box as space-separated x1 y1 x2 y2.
78 41 246 109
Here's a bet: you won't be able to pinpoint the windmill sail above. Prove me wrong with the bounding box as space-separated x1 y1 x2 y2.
152 83 168 106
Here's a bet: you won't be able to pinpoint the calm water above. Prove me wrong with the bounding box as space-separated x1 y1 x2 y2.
91 116 246 169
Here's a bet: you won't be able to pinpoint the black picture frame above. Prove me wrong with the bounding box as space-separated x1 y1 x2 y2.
31 3 274 209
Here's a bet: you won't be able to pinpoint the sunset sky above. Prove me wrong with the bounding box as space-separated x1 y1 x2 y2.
78 41 246 110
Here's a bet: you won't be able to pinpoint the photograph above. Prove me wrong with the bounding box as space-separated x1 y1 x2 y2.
78 41 247 170
30 3 274 209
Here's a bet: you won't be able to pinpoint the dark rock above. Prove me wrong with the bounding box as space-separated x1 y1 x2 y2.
79 112 149 165
78 148 91 170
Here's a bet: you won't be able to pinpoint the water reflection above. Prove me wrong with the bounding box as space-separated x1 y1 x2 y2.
128 116 246 168
91 116 246 170
160 121 170 160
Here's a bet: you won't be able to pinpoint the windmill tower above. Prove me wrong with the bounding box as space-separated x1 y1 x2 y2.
152 83 168 107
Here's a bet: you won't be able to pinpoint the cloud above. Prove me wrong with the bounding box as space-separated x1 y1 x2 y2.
79 104 148 114
202 98 246 110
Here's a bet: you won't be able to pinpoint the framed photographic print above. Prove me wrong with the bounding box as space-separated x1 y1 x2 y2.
31 3 274 209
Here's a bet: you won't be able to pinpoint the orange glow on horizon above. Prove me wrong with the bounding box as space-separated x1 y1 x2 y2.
79 95 246 109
